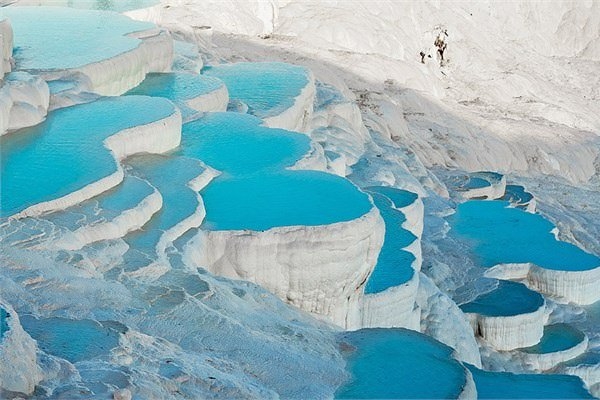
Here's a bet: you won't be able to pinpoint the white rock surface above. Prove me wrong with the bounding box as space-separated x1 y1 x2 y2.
358 271 420 331
515 336 588 372
465 301 548 351
0 301 43 395
185 83 229 113
263 71 316 133
484 263 600 305
0 72 49 135
184 206 385 328
51 187 163 252
0 18 12 78
417 273 482 367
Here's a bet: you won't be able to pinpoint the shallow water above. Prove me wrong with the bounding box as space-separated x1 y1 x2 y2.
181 112 310 175
467 364 593 399
126 73 224 118
364 192 416 294
20 316 121 363
203 62 309 119
201 171 373 231
366 186 418 209
0 96 175 217
0 308 9 341
520 323 585 354
44 176 155 230
460 280 544 317
448 200 600 271
336 328 468 399
1 7 154 70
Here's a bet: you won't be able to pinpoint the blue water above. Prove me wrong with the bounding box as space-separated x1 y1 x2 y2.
471 171 503 184
467 364 593 399
20 316 120 363
203 62 309 119
0 308 9 341
0 96 175 217
43 176 155 230
126 73 224 118
521 323 585 354
460 280 544 317
201 171 373 231
364 192 416 294
336 328 469 399
502 184 534 207
46 0 159 12
47 79 78 94
182 113 311 176
1 7 154 70
314 81 345 110
120 155 207 269
448 200 600 271
366 186 418 209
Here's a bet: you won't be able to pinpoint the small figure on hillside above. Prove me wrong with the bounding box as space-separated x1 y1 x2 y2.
434 29 448 65
420 51 426 63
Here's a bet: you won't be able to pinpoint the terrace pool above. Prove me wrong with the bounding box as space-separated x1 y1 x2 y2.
448 200 600 271
460 280 544 317
203 62 309 119
0 96 175 217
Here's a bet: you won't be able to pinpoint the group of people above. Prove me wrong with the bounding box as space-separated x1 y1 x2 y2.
420 29 448 66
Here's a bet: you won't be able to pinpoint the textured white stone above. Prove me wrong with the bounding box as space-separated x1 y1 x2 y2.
0 72 49 134
183 206 385 328
465 301 547 351
39 28 173 96
0 18 12 78
0 301 43 395
358 271 420 331
52 187 163 251
185 83 229 113
263 71 316 133
515 335 588 372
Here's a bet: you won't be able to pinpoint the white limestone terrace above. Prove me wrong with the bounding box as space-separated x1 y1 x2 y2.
501 184 537 213
126 72 229 121
444 170 507 200
449 199 600 305
180 112 384 329
460 280 548 351
115 154 219 280
0 71 49 134
0 7 173 96
0 300 43 396
0 17 11 78
1 95 181 219
202 62 316 132
45 176 162 251
356 190 421 331
514 323 589 372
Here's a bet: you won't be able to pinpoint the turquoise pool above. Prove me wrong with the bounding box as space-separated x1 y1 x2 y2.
501 184 534 207
448 200 600 271
121 155 207 266
201 171 373 231
181 112 310 176
126 73 224 118
20 316 120 363
0 308 9 341
1 7 154 71
467 364 593 399
202 62 309 119
364 192 416 294
1 96 175 217
460 280 544 317
336 328 469 399
44 176 155 230
366 186 418 209
520 324 585 354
